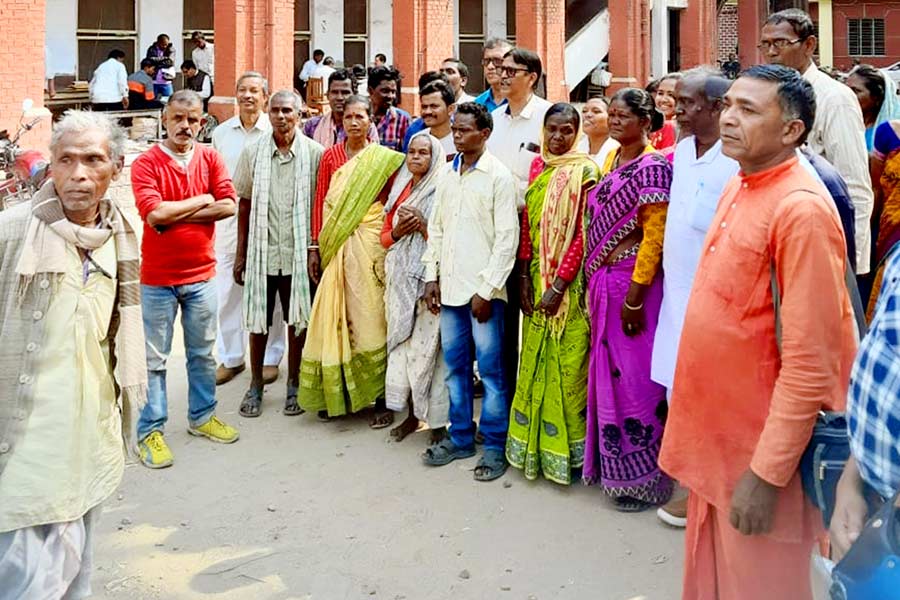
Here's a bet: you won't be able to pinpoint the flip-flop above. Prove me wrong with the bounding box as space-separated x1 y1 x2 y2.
283 384 304 416
422 439 476 466
239 387 263 418
474 449 508 482
369 410 394 429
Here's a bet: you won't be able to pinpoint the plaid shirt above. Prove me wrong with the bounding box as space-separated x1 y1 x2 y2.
849 245 900 499
374 106 411 152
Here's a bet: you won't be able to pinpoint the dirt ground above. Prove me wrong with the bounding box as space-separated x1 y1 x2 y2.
90 333 684 600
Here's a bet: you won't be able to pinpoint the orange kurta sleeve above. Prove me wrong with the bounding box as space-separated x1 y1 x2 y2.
750 192 856 487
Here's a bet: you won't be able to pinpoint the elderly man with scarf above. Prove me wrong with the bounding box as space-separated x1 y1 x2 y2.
234 90 324 417
0 110 146 600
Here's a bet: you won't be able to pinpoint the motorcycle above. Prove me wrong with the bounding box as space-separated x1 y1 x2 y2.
0 99 49 210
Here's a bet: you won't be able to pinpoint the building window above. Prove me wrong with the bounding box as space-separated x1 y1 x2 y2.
847 18 885 57
459 0 485 92
344 0 368 68
76 0 137 80
184 0 214 45
295 0 311 88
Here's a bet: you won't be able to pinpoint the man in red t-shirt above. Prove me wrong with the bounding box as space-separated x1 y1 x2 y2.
130 89 240 469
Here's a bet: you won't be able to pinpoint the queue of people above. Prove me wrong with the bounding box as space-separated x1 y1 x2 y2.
4 6 900 599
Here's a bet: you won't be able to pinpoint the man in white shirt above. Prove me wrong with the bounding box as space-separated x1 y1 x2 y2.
422 102 518 482
761 9 874 274
651 67 738 528
486 47 552 400
210 72 285 386
311 57 336 85
89 49 129 111
441 58 476 104
420 80 457 160
190 31 215 83
298 49 325 99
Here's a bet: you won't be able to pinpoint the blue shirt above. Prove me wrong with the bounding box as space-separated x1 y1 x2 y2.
849 245 900 499
800 148 857 272
402 118 428 152
474 88 506 114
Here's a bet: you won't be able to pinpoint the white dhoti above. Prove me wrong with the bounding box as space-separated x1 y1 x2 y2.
215 216 285 368
0 507 99 600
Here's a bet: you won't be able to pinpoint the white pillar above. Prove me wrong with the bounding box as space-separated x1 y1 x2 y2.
311 0 345 64
485 0 507 40
138 0 184 68
818 0 834 68
651 0 669 78
45 0 77 76
370 0 393 64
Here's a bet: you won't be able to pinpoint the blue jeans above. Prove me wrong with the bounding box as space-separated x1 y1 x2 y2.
440 301 509 451
138 281 218 441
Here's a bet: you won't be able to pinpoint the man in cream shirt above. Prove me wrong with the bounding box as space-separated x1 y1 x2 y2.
761 8 874 274
211 72 285 386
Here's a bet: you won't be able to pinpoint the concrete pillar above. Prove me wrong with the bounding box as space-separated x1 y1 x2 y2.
817 0 834 68
45 0 77 77
393 0 455 111
485 0 508 40
680 0 717 68
209 0 295 124
2 0 51 154
138 0 185 68
515 0 567 101
370 1 393 65
738 0 766 69
311 0 345 64
651 0 669 78
608 0 651 92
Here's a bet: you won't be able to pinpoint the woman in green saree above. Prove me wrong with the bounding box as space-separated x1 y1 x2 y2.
506 103 600 484
300 95 405 420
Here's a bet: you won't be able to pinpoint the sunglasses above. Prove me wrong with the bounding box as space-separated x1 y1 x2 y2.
500 66 530 77
481 58 504 68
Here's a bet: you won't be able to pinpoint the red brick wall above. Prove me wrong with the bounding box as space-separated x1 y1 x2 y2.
515 0 567 101
210 0 295 123
682 0 719 68
393 0 455 112
608 0 651 90
0 0 51 154
718 3 740 63
832 1 900 70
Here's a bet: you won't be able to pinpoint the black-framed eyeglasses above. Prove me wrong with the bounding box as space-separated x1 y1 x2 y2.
500 66 530 77
481 58 504 68
757 38 805 51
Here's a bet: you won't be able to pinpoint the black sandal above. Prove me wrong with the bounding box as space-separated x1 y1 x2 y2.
474 449 508 482
283 384 304 416
613 496 652 513
239 386 263 418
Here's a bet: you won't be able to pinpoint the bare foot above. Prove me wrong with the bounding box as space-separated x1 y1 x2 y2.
429 427 448 445
389 415 419 442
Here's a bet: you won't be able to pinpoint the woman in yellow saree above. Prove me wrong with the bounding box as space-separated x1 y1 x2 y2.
300 96 405 421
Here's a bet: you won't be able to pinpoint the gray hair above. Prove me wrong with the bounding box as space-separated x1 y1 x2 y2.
680 65 731 100
167 89 203 109
483 37 513 53
269 89 303 112
236 71 269 95
50 109 126 164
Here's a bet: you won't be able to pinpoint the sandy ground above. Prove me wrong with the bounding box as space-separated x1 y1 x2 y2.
90 335 684 600
88 156 683 599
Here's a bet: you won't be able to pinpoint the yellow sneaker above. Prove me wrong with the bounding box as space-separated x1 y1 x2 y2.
188 416 240 444
139 431 174 469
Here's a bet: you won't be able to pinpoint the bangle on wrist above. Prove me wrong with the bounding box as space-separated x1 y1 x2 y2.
309 244 319 250
551 283 565 295
623 299 643 310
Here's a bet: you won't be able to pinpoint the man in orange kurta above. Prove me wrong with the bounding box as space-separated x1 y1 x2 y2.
659 65 859 600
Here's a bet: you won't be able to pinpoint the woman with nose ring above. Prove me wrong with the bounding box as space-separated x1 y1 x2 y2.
506 103 600 485
582 88 674 512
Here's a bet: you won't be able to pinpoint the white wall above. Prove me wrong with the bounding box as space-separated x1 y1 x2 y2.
45 0 78 76
137 0 184 70
311 0 345 64
484 0 507 41
369 0 392 65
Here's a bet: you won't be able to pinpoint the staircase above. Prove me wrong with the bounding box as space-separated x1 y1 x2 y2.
565 0 610 90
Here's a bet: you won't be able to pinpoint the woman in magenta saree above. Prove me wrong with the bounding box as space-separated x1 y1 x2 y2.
583 88 674 512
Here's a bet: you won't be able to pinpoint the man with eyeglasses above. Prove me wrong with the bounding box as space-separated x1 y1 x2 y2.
486 47 552 405
474 37 513 113
761 9 873 277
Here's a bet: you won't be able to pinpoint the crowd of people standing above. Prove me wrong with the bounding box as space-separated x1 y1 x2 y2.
3 6 900 599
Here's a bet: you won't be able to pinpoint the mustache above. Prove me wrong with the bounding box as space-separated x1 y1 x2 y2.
175 128 195 138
